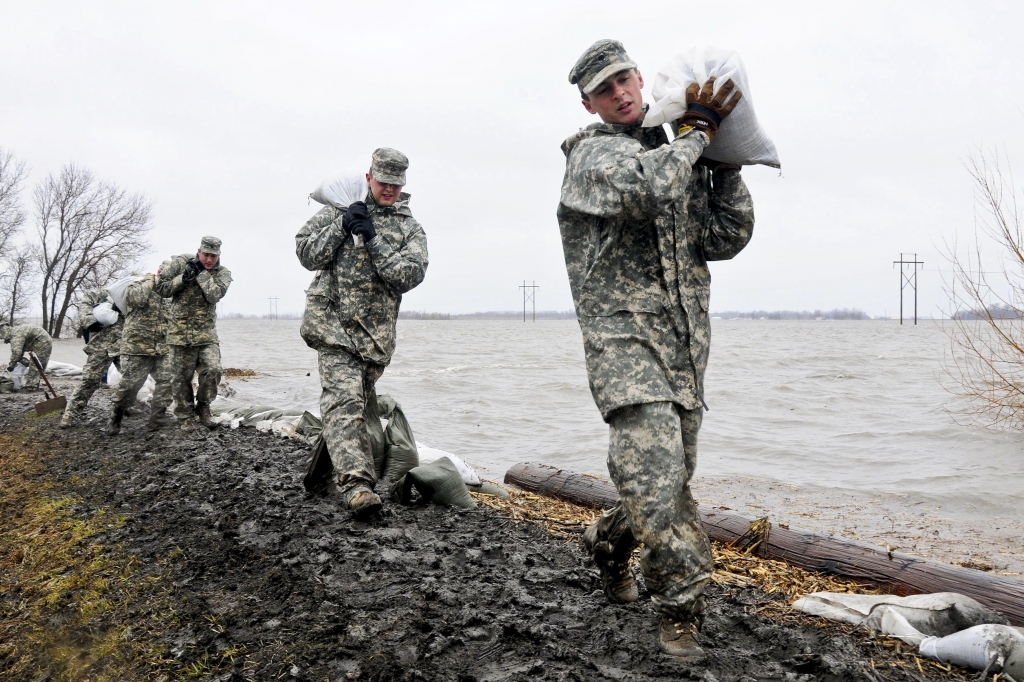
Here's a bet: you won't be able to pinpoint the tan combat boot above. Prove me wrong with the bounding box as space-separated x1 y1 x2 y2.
658 618 705 660
59 412 75 429
347 487 383 519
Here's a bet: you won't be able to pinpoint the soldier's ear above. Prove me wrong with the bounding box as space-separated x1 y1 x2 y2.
582 97 597 115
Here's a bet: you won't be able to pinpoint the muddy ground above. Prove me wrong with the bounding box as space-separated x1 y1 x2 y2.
1 386 966 681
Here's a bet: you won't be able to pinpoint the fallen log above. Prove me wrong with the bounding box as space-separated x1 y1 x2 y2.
504 462 1024 626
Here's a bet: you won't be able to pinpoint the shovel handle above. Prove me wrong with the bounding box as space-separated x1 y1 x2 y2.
28 352 59 400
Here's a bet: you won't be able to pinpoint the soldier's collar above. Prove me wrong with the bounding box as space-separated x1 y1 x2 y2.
365 191 413 216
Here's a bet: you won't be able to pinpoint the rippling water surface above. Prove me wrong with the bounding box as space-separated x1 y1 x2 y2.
217 319 1024 522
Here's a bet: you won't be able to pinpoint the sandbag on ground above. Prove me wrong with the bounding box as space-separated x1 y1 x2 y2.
394 457 476 509
643 45 780 168
793 592 1008 637
919 624 1024 676
377 394 419 483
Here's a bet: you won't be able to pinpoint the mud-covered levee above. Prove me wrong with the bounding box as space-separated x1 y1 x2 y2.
0 388 961 681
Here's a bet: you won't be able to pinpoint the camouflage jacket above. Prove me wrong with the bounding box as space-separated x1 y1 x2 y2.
296 192 428 365
6 325 52 365
557 120 754 419
120 278 169 356
79 288 124 356
154 255 232 346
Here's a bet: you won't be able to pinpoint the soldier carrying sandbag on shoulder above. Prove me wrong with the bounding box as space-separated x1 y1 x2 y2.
61 288 124 428
155 236 232 430
105 273 174 435
296 148 428 519
558 40 755 660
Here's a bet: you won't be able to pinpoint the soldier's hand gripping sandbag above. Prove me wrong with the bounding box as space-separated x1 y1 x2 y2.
644 45 780 167
344 201 369 224
349 215 376 243
679 77 741 141
181 258 202 283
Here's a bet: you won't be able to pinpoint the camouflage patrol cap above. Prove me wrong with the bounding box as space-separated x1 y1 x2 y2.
199 235 222 255
569 39 638 95
370 148 408 186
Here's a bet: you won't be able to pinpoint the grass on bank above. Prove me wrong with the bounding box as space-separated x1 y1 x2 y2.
0 427 180 681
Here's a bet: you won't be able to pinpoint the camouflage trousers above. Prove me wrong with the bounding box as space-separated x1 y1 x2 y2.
111 353 173 415
65 350 119 416
14 343 51 389
585 401 712 622
318 350 384 500
167 344 221 419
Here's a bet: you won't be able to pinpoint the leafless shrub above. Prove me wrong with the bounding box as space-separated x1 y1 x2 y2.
34 164 152 337
943 150 1024 429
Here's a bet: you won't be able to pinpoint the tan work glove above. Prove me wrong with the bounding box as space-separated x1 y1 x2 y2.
678 76 742 142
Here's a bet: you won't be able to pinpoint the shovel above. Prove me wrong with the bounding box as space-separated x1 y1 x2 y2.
29 351 67 416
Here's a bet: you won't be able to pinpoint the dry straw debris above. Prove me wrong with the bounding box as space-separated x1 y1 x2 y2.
471 485 979 681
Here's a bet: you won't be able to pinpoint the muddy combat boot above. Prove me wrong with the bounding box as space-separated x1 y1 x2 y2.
658 618 705 661
59 412 76 429
582 518 639 603
105 407 125 436
197 402 218 430
347 487 383 519
599 562 639 603
147 411 174 432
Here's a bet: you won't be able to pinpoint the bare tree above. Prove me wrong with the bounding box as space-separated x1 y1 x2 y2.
0 148 28 261
0 245 35 326
943 150 1024 429
34 164 152 337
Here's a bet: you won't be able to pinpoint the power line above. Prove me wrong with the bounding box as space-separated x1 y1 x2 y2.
268 296 278 321
893 253 924 325
519 281 538 322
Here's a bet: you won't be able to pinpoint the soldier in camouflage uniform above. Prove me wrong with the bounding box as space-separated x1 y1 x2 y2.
559 40 754 659
61 288 124 427
155 236 232 429
105 274 174 434
296 148 428 518
1 323 52 390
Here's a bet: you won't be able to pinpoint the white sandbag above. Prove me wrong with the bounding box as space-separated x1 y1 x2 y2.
643 46 780 168
310 171 367 211
309 170 369 246
46 361 83 378
93 300 119 327
792 592 1007 637
135 376 156 404
106 363 122 388
417 443 481 486
919 625 1024 676
9 363 28 390
105 276 144 314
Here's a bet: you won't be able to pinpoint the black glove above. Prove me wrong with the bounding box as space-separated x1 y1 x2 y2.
350 216 376 242
87 321 104 333
182 258 202 283
344 201 369 224
7 362 16 372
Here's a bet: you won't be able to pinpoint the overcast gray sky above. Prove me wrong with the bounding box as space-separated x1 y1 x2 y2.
3 0 1023 317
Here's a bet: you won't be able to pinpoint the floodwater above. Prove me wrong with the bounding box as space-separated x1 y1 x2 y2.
202 318 1024 524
